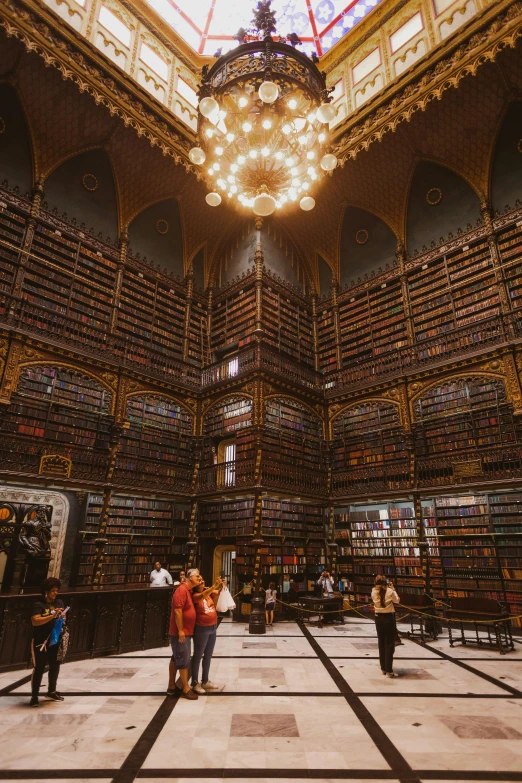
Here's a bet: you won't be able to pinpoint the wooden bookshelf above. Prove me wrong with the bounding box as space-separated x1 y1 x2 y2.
203 396 253 437
211 282 257 352
413 378 517 457
1 365 112 448
77 495 189 586
264 397 322 470
332 402 406 474
262 284 314 366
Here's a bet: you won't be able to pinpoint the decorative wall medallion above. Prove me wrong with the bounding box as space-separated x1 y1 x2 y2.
426 187 442 205
82 173 99 191
356 229 369 245
0 117 5 135
156 219 169 234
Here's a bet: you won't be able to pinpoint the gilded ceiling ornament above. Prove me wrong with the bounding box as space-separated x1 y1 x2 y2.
156 219 169 234
355 229 369 245
82 173 99 192
0 117 5 135
426 187 442 206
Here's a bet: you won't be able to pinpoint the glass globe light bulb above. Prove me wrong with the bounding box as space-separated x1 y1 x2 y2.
288 98 298 110
275 151 284 160
320 153 338 171
298 135 307 145
231 163 239 173
238 96 248 108
237 155 246 164
286 157 295 168
189 147 206 165
215 146 224 156
227 175 235 184
317 103 337 123
282 124 292 135
258 81 279 104
318 132 326 142
230 185 238 194
300 196 315 211
261 146 270 157
242 121 253 132
292 177 300 187
205 128 214 139
253 193 276 216
205 192 221 207
290 167 298 175
199 96 219 119
212 162 220 171
306 151 316 160
307 112 317 124
249 149 258 159
226 132 235 142
262 119 272 130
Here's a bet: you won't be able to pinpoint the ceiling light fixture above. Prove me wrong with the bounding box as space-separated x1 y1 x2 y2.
189 1 337 215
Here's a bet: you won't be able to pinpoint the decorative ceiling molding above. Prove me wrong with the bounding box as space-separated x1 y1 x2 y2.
333 0 522 163
0 0 200 173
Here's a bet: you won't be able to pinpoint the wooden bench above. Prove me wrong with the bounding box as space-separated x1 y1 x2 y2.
446 597 514 654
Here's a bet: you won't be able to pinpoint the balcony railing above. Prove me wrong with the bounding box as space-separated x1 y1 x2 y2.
201 343 324 392
416 445 522 488
196 460 256 493
261 461 327 496
112 458 193 493
0 437 109 483
331 459 412 497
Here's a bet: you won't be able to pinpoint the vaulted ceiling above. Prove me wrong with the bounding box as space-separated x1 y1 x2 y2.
1 3 521 289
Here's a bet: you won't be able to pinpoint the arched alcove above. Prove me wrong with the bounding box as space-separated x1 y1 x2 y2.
128 198 183 277
191 246 205 290
0 83 33 193
340 206 397 286
490 102 522 213
318 254 333 296
406 161 481 254
44 149 119 241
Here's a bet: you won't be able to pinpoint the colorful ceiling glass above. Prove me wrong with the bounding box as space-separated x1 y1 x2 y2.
145 0 382 57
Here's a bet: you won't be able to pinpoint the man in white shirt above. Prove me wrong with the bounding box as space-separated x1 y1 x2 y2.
317 570 335 596
150 561 173 587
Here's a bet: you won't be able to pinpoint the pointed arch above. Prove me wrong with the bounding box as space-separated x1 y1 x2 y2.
405 160 481 255
489 101 522 213
127 197 184 278
339 204 398 287
0 82 34 193
43 148 119 242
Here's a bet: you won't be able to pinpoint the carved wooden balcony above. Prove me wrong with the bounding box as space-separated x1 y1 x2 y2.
331 459 412 497
0 436 109 483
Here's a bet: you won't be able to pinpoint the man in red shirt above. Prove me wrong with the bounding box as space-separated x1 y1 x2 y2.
167 568 201 700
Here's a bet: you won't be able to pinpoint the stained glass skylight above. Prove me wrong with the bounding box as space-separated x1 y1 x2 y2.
144 0 382 57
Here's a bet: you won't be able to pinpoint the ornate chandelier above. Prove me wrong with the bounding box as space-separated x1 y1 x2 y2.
188 1 338 217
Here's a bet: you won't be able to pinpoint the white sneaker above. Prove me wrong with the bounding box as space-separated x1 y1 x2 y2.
192 683 205 694
386 672 399 678
201 680 220 690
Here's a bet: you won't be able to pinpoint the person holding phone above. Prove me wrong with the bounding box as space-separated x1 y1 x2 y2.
30 577 66 707
372 575 400 678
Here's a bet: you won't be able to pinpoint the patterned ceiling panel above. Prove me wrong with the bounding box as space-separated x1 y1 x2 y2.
15 49 118 181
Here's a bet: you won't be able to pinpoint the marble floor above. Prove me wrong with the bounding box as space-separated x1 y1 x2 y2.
0 618 521 783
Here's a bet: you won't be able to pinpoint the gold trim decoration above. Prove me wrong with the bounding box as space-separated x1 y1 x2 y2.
355 229 369 245
82 173 99 192
156 219 169 234
426 187 442 206
0 117 5 135
518 138 522 154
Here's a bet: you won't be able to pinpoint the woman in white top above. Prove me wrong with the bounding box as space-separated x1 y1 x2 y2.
371 575 400 677
265 582 277 626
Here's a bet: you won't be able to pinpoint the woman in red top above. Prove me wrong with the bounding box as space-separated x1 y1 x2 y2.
191 577 223 694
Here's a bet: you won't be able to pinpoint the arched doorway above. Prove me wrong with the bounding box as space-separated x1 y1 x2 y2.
213 544 236 597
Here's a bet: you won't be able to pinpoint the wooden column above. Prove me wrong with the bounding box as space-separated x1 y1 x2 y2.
182 268 194 363
481 201 511 315
311 292 319 372
397 242 414 345
110 231 127 334
331 279 342 371
254 220 264 336
205 284 214 366
9 181 43 313
0 334 23 405
251 490 264 593
91 488 113 588
186 501 199 570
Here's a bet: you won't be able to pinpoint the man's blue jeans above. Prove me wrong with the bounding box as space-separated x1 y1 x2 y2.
191 624 217 684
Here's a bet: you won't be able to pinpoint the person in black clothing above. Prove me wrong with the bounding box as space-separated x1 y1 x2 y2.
30 577 65 707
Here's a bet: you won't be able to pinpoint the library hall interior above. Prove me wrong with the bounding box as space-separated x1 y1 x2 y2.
2 0 522 780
